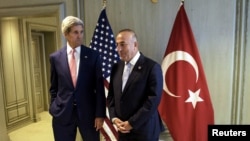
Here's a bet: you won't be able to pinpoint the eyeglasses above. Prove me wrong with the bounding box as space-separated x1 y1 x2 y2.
116 42 128 48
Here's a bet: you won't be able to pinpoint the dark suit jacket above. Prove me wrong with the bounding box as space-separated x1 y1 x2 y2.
49 45 106 129
107 53 165 140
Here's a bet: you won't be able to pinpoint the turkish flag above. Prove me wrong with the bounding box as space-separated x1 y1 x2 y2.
158 3 214 141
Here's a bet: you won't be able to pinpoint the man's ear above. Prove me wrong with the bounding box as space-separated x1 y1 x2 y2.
134 41 138 48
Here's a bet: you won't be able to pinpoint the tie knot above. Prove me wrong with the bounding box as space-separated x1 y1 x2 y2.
126 63 132 71
126 63 132 73
71 49 76 59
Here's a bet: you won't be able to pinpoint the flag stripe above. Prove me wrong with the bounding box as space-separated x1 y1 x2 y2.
103 118 118 139
100 126 111 141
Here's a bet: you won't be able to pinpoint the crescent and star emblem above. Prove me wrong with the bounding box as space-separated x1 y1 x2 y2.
161 50 203 108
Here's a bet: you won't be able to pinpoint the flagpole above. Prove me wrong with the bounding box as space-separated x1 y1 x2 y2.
180 0 184 6
103 0 107 8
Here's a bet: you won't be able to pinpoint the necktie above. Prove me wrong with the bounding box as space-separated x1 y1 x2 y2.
69 49 77 87
122 62 131 91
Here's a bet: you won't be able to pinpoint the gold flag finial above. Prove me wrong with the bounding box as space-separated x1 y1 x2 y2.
103 0 107 8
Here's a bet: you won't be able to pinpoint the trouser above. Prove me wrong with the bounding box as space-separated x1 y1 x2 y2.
52 105 100 141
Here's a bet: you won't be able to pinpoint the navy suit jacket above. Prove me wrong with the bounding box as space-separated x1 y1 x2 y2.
49 45 106 129
107 53 165 139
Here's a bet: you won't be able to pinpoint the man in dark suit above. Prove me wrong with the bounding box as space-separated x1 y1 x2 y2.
49 16 106 141
107 29 165 141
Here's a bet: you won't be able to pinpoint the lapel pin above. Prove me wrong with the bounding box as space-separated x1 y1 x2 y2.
138 66 142 70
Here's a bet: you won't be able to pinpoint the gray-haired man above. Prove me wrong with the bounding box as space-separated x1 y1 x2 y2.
49 16 106 141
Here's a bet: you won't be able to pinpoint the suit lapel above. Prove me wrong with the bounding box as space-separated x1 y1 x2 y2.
76 45 85 88
115 62 124 94
60 46 76 88
122 55 144 93
76 45 91 88
60 47 72 80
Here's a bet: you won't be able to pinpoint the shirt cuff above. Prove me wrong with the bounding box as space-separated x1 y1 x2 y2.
112 117 118 123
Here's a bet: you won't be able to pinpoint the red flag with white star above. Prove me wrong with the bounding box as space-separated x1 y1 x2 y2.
158 3 214 141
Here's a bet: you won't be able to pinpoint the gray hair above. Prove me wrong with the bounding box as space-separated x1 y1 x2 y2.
118 28 137 41
61 16 84 35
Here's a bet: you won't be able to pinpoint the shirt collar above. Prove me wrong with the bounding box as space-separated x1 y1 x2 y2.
67 42 81 54
126 51 140 66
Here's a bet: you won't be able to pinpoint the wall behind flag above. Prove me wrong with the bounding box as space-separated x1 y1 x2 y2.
83 0 250 127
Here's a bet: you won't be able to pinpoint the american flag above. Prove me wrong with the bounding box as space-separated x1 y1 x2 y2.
89 8 119 141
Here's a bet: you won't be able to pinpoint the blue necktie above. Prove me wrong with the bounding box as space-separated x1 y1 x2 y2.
122 63 131 91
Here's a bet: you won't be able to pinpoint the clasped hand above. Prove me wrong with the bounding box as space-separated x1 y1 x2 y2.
114 118 133 133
